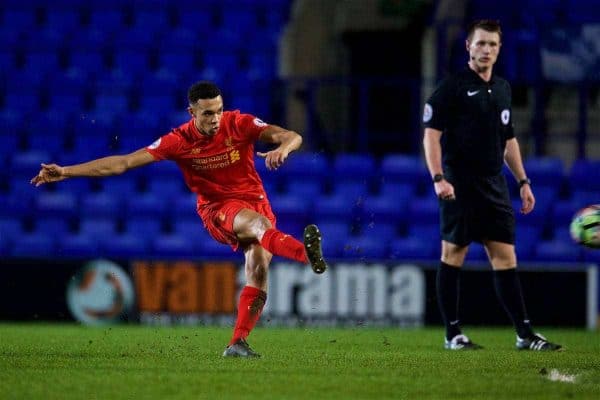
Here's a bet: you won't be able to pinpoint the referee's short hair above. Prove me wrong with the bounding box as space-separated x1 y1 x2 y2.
467 19 502 42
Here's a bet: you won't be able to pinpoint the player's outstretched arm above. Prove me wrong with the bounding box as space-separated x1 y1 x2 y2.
257 125 302 170
30 148 156 187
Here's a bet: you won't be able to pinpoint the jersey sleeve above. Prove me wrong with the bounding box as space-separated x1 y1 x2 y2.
423 77 453 131
235 113 269 142
144 130 183 160
503 82 516 140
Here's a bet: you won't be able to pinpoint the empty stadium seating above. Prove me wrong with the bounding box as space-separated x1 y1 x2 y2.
0 0 596 263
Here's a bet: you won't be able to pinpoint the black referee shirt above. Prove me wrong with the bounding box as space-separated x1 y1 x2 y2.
423 67 515 177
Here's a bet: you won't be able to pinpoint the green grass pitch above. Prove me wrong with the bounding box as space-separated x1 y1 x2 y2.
1 324 599 399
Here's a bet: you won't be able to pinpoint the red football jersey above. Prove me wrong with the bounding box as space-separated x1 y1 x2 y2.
145 111 269 206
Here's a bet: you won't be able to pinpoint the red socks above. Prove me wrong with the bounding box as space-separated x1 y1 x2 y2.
260 228 309 263
230 286 268 345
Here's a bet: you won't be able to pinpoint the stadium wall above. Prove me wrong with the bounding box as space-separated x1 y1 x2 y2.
0 258 596 330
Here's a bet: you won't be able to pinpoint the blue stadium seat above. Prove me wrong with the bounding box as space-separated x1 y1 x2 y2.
202 52 241 75
330 181 370 200
173 220 205 237
111 50 151 77
407 224 439 242
126 192 169 218
152 233 198 258
465 243 488 262
389 236 436 260
78 216 118 237
58 232 101 258
0 216 24 242
341 235 388 260
408 196 439 226
359 221 398 239
124 217 164 237
1 10 37 32
220 9 258 34
198 237 236 259
170 193 198 219
312 193 360 221
4 69 46 96
24 26 67 52
552 199 579 229
0 51 17 74
21 52 61 76
380 154 428 189
523 156 564 188
97 177 141 196
313 220 351 258
535 240 582 262
5 185 36 214
277 152 329 180
136 95 176 113
68 27 111 51
92 93 130 113
35 216 72 236
10 150 51 177
70 133 112 159
270 193 311 224
515 225 541 261
157 27 200 52
3 94 41 115
11 233 56 257
34 192 77 217
569 159 600 191
362 194 408 227
43 10 82 33
88 10 126 34
139 70 181 97
378 182 415 202
332 153 377 184
45 94 86 114
157 51 198 77
102 233 149 257
283 181 323 199
175 11 216 35
131 10 170 32
69 49 108 75
80 193 122 218
146 176 187 197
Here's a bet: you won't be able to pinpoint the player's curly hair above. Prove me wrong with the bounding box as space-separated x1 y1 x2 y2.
188 81 221 104
467 19 502 42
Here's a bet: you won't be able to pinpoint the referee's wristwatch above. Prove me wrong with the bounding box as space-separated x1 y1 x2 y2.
432 173 445 183
518 177 531 188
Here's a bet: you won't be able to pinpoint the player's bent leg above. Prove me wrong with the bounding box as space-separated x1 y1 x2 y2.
303 224 327 274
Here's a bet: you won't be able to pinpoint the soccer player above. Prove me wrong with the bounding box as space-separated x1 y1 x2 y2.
31 81 327 357
422 20 561 351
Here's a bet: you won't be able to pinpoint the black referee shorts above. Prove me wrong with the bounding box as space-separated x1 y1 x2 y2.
439 172 515 246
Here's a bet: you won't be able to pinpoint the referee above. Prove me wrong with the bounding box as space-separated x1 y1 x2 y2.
422 20 561 351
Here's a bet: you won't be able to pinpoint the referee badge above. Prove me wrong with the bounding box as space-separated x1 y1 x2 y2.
501 109 510 125
423 103 433 123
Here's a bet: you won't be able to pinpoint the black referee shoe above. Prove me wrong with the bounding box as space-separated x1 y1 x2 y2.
303 224 327 274
516 333 562 351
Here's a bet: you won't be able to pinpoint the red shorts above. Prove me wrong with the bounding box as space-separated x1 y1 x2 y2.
197 199 277 251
